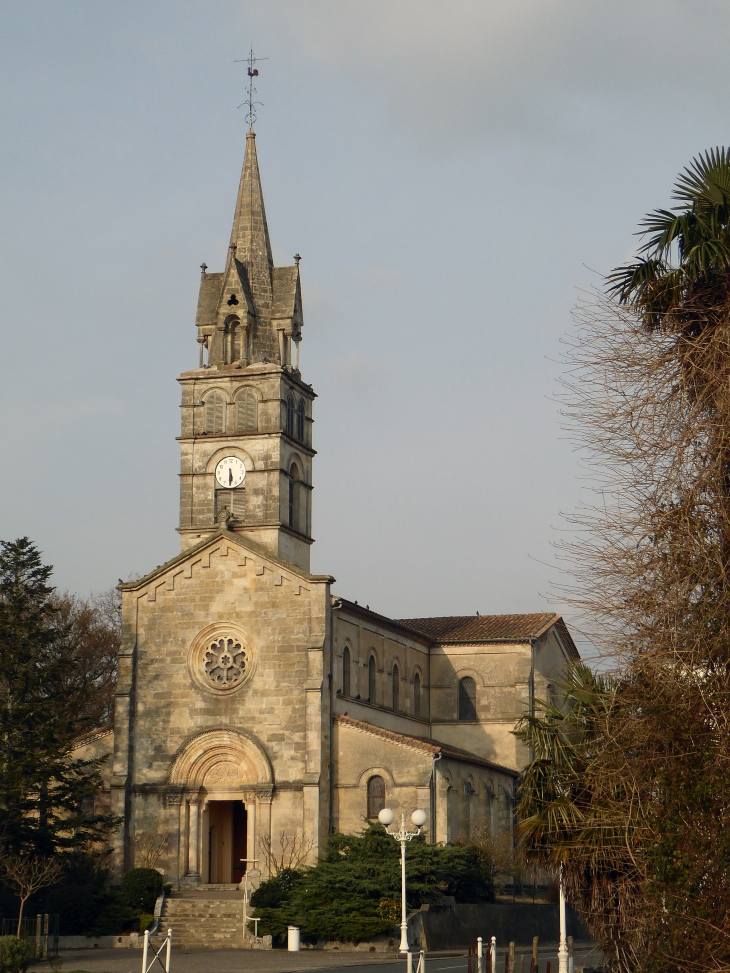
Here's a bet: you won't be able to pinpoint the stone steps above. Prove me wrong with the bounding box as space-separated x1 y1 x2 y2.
161 894 256 949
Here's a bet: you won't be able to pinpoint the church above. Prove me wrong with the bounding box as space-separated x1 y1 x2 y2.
90 124 578 890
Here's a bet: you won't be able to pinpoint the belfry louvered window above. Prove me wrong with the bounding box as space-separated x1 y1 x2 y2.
204 391 225 434
235 389 257 433
289 462 301 531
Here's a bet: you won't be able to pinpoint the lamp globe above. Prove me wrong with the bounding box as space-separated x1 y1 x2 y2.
411 809 427 829
378 807 395 826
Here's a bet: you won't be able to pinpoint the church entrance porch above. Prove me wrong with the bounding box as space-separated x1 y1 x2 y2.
204 800 247 885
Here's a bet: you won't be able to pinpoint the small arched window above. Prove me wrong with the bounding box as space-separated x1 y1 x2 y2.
286 393 295 438
296 399 305 442
413 671 421 719
368 655 376 704
288 462 300 530
458 676 477 721
392 664 400 711
342 645 351 698
367 775 386 819
228 320 240 363
235 389 257 433
204 391 225 434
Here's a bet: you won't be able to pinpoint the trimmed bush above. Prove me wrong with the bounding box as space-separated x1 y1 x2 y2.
121 868 163 913
250 823 494 944
139 914 154 933
0 937 34 973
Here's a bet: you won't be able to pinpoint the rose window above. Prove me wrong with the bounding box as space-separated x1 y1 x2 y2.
203 637 248 689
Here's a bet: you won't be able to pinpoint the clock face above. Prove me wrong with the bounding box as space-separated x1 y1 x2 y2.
215 456 246 489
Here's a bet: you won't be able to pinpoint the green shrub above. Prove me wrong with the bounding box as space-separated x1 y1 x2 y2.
0 937 35 973
139 914 154 933
120 868 163 913
92 890 137 936
250 823 494 944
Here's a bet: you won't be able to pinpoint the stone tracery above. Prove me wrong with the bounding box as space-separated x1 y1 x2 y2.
204 636 247 688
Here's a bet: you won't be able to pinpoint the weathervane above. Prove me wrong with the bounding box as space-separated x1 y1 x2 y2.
236 47 268 131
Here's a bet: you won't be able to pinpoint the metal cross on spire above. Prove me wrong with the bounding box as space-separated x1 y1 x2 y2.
236 47 268 131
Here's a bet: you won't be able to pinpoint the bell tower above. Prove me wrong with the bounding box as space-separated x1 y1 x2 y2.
177 131 315 572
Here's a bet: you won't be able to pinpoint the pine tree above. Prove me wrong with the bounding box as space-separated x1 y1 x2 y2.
0 538 116 855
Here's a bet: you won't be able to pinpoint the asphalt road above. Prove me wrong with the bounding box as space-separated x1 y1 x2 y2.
29 943 604 973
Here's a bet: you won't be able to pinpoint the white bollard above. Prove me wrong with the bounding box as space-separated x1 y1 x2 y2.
287 926 300 951
165 928 172 973
477 937 483 973
141 930 149 973
490 936 497 973
407 952 413 973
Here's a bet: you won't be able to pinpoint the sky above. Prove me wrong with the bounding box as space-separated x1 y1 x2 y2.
1 1 729 652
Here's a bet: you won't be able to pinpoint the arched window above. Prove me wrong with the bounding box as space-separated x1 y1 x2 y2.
228 320 240 363
458 676 477 721
413 671 421 719
286 393 295 438
296 399 305 442
463 780 475 842
204 391 225 434
288 462 300 531
342 645 351 698
392 664 400 711
235 389 257 433
368 655 376 704
367 775 385 819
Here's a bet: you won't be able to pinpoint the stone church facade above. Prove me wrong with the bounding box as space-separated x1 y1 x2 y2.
100 130 578 887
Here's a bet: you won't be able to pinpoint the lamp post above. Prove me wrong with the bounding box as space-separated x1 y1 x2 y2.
558 863 569 973
378 806 428 953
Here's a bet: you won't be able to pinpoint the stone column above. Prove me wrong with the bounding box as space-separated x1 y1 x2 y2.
166 794 183 889
245 796 257 868
187 796 200 879
256 791 273 879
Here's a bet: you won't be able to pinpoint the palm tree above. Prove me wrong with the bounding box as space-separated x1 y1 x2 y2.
515 665 643 967
607 147 730 331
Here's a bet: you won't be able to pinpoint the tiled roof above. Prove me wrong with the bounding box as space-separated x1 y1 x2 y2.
398 613 559 643
334 715 516 776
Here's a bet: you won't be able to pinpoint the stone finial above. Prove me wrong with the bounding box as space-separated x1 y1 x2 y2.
294 253 301 266
200 262 207 277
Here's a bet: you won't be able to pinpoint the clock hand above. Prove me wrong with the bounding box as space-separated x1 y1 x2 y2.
229 468 233 486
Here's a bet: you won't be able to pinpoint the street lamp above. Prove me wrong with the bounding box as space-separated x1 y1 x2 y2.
378 806 428 953
558 862 568 973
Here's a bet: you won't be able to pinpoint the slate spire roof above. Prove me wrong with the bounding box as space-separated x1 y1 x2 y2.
229 131 274 324
194 131 304 366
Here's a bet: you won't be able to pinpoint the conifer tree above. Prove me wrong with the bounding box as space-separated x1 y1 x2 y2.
0 537 116 855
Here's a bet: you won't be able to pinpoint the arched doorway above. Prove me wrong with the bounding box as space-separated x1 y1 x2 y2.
167 728 273 885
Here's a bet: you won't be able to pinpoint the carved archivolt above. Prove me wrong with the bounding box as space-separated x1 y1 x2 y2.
167 728 273 789
187 622 256 696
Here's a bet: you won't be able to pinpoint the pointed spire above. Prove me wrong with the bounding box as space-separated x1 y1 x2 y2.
229 131 273 322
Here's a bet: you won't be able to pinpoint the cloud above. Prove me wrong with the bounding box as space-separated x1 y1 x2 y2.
247 0 730 145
